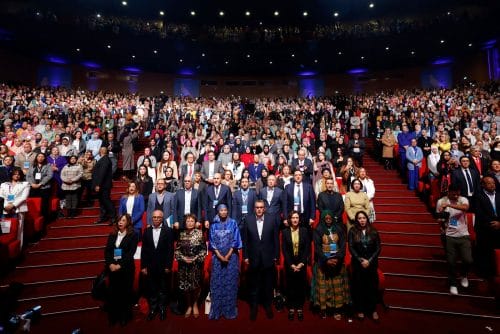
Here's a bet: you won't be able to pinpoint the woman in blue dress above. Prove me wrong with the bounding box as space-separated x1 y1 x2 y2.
208 204 242 320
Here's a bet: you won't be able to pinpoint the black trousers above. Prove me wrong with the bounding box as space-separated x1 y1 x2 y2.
247 265 274 308
98 187 115 222
106 268 135 322
285 265 307 309
351 262 379 314
29 187 51 222
144 270 169 313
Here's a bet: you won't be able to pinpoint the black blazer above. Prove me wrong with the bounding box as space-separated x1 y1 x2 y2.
243 213 280 270
140 226 174 273
317 191 344 221
104 232 139 273
348 227 381 268
231 188 257 224
173 188 202 226
204 184 232 223
281 226 310 267
92 155 113 190
258 187 285 217
474 191 500 243
179 163 201 181
284 181 316 222
468 156 489 177
451 168 480 198
290 158 314 181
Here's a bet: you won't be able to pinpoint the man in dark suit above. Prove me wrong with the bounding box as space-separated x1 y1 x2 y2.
201 151 223 185
92 147 115 225
317 177 344 221
141 209 174 321
258 174 284 228
451 156 480 209
347 132 366 167
203 172 232 228
179 152 201 181
474 176 500 277
291 148 314 184
468 145 489 178
147 178 175 227
173 176 202 229
243 200 280 321
284 170 316 228
232 177 257 231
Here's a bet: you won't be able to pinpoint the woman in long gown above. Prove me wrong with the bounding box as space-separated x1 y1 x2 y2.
208 204 243 320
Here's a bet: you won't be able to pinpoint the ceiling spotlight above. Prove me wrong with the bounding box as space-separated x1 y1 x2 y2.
440 40 445 44
411 51 415 55
36 12 41 16
96 13 101 18
245 11 251 16
338 51 342 55
369 3 375 8
246 54 251 58
291 53 295 57
107 44 111 49
447 11 451 15
132 55 136 58
219 11 225 17
179 59 183 63
314 59 318 63
153 50 158 54
269 61 273 64
201 53 206 57
274 11 279 16
225 60 229 65
385 46 390 50
334 12 339 17
463 76 468 80
159 11 164 16
121 1 127 6
303 11 308 17
468 43 472 47
76 48 80 52
361 56 365 60
190 11 196 16
259 21 263 25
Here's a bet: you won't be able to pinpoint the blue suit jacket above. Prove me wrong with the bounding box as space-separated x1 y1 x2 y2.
284 181 316 221
173 188 202 227
203 184 232 224
258 186 285 217
231 188 257 226
119 195 145 229
248 163 265 183
147 191 175 227
405 146 424 170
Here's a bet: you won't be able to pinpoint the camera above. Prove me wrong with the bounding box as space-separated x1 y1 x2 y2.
4 305 41 333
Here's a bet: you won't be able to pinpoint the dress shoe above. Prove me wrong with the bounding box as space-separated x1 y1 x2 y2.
460 277 469 288
147 311 157 321
450 286 458 295
159 310 166 321
297 309 304 321
372 312 380 322
250 305 258 321
264 306 274 319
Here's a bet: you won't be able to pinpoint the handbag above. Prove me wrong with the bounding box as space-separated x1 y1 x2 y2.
91 270 109 301
204 292 211 315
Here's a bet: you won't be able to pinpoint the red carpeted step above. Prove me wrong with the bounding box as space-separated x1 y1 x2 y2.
376 212 436 223
376 184 408 190
379 257 446 276
33 236 108 251
381 244 444 260
79 207 109 216
379 232 442 246
7 262 104 283
22 248 103 266
375 204 428 213
375 198 421 205
385 290 498 317
20 277 94 299
17 293 100 315
375 221 439 234
46 225 111 238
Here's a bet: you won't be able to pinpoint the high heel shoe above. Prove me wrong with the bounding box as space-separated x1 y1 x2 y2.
184 307 192 318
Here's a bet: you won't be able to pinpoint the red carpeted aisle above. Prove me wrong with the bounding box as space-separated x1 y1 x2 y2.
1 139 499 334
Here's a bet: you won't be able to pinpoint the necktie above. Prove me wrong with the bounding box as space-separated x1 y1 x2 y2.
215 186 220 198
188 164 193 177
296 184 302 213
465 169 473 195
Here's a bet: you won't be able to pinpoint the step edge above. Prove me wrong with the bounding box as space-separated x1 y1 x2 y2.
43 306 101 317
381 243 443 249
19 291 91 302
29 246 103 254
384 272 485 282
388 305 500 320
380 256 446 263
16 259 103 269
385 288 495 300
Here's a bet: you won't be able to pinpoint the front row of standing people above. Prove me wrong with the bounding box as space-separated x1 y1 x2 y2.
103 201 381 325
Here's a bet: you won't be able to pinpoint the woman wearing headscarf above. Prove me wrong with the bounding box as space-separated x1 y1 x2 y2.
60 155 83 218
311 210 351 320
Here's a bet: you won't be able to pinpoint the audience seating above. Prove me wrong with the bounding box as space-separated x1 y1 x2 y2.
24 198 44 240
0 218 21 264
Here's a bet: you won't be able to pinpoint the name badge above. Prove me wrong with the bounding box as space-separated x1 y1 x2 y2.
242 205 248 214
23 161 30 169
353 148 360 153
213 199 218 208
449 218 458 228
114 248 122 260
35 172 42 181
329 243 338 254
7 194 14 202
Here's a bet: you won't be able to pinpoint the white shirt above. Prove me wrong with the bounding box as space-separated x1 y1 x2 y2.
266 187 274 205
152 227 161 248
461 168 473 196
126 196 135 215
256 216 264 240
115 230 126 248
485 190 496 214
208 161 215 178
184 189 192 214
294 183 304 213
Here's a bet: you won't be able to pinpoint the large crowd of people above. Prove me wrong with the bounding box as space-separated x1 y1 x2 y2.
0 81 499 326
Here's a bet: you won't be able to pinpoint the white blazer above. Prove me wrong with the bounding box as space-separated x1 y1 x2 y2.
0 181 30 214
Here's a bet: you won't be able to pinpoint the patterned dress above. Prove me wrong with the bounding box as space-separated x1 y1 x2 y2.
208 217 242 320
175 229 207 291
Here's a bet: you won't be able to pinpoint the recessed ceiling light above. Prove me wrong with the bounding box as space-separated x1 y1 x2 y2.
190 11 196 16
245 11 251 16
96 13 101 18
259 21 263 25
246 54 251 58
385 46 390 50
153 50 158 54
76 48 80 52
107 45 111 49
361 56 365 60
132 55 136 58
274 11 279 16
291 53 295 57
338 51 342 55
303 11 308 17
334 12 339 17
463 76 468 80
440 40 445 44
159 11 164 16
36 12 41 16
314 59 318 63
447 11 451 15
468 43 472 47
219 11 225 17
411 51 415 55
201 53 206 57
269 61 273 64
225 61 229 65
179 59 183 63
121 1 127 6
369 3 375 8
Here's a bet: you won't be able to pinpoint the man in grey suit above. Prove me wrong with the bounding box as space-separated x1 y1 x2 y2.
147 178 175 228
258 174 284 229
201 151 224 185
173 176 202 229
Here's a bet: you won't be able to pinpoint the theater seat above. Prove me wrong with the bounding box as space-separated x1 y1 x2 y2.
25 198 44 240
494 250 500 305
465 213 476 244
0 218 21 263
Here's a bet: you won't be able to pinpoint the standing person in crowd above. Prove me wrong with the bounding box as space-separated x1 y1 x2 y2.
173 176 202 229
347 132 365 167
204 172 232 228
451 156 480 209
436 184 473 295
317 177 344 222
104 213 139 326
258 174 284 229
232 177 257 232
339 157 360 192
14 142 36 174
0 168 30 248
26 153 53 221
120 126 139 181
147 178 175 228
137 147 158 169
0 155 15 184
179 152 200 181
381 128 396 170
141 209 174 321
102 131 121 178
406 138 424 191
312 210 351 320
201 151 223 185
243 200 280 321
78 150 96 207
208 204 242 320
92 147 116 225
397 124 414 177
474 176 500 277
119 181 145 237
344 179 370 229
175 214 207 318
248 154 265 184
60 155 83 218
313 152 335 187
284 170 316 228
282 211 310 321
136 165 154 207
469 145 489 178
86 132 102 158
348 211 381 321
291 148 314 184
47 146 67 212
357 168 376 223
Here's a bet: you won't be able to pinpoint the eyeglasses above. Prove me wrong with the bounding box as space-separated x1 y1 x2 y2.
255 206 265 209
